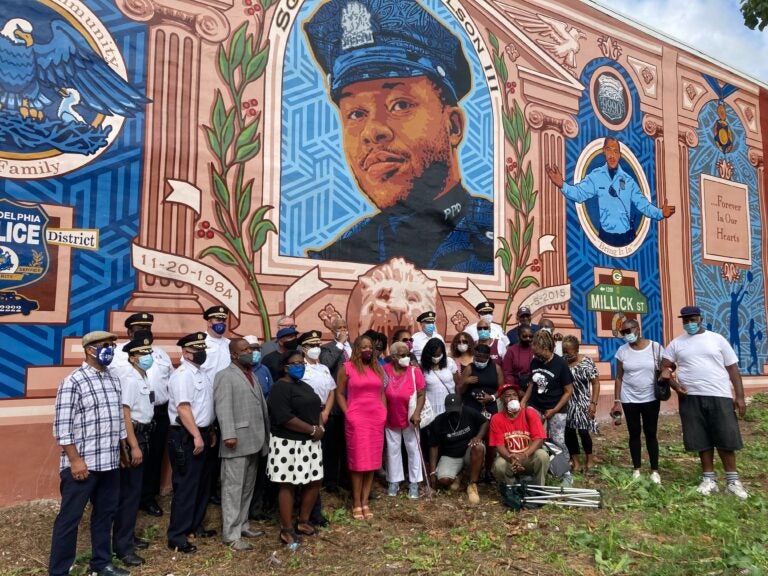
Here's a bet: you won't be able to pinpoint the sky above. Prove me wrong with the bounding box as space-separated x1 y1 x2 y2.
595 0 768 84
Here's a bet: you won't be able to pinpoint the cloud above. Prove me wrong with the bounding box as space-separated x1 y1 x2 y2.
604 0 768 82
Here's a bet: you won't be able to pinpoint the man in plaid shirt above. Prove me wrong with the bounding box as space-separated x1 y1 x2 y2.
49 331 129 576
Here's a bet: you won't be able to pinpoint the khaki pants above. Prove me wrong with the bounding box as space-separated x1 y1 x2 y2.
492 450 549 486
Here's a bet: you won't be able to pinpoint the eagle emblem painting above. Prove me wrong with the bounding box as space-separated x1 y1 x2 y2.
0 1 148 179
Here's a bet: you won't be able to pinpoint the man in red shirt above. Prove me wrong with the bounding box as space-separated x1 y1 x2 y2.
489 385 549 485
501 325 534 396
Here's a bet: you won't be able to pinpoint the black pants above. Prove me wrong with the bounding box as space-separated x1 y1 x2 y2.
49 468 119 576
622 401 660 469
564 427 593 456
113 461 144 556
141 404 169 507
322 412 348 489
167 427 212 547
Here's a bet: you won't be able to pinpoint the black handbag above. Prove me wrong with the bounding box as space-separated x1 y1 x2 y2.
652 343 671 401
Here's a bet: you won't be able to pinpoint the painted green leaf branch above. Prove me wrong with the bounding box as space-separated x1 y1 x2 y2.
199 20 275 339
489 32 541 330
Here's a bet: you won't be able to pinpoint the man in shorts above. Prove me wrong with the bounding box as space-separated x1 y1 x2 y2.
661 305 748 499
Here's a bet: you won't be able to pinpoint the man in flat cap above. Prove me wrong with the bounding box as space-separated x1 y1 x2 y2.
214 338 270 550
112 312 173 518
112 337 156 567
466 301 509 349
166 333 218 554
660 306 749 499
412 310 443 363
304 0 493 273
49 331 129 576
506 306 540 346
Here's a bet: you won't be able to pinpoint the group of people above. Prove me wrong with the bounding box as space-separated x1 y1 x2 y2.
48 301 750 575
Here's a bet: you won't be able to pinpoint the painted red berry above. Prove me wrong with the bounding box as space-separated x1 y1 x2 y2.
248 109 257 116
533 258 539 265
243 101 250 109
250 98 258 106
506 157 514 165
247 7 254 15
197 229 205 238
206 230 214 239
245 0 252 5
201 221 210 229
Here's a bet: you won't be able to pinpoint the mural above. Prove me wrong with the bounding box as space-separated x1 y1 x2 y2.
0 0 767 505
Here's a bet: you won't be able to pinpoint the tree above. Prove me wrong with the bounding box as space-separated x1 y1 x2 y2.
741 0 768 31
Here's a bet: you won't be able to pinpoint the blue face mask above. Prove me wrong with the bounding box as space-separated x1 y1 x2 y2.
138 354 154 371
212 322 226 335
478 329 491 340
252 350 262 365
684 322 700 335
474 360 488 369
623 333 638 344
91 344 114 367
423 323 435 336
287 365 305 380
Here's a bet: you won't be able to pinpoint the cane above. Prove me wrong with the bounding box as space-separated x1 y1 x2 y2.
414 423 434 500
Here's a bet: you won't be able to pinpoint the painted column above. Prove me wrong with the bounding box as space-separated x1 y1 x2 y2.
749 147 766 327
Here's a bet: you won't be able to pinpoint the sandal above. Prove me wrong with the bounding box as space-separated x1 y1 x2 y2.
279 527 301 547
294 520 315 536
352 506 365 520
362 505 374 519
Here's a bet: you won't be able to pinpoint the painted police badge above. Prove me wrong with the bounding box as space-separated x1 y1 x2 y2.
596 73 626 124
341 1 374 50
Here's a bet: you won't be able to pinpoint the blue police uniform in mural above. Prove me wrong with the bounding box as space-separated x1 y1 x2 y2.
561 163 663 246
303 0 494 273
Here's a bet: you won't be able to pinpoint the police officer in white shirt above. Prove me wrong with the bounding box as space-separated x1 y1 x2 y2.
465 301 510 348
412 311 444 364
167 332 218 554
202 305 231 383
112 336 155 567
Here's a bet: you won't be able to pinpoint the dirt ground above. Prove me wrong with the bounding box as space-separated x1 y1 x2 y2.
1 407 765 576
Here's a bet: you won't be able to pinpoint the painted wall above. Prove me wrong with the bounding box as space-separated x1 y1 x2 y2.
0 0 766 505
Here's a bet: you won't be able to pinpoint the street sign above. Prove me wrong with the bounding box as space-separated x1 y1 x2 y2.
587 283 648 314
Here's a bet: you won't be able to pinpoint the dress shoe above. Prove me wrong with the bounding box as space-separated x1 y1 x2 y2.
141 501 163 516
194 528 217 538
241 528 265 538
119 552 145 567
227 539 253 551
168 541 197 554
133 536 149 550
209 494 222 506
97 564 130 576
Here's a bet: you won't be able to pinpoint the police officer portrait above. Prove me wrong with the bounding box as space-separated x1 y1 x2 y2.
277 0 495 273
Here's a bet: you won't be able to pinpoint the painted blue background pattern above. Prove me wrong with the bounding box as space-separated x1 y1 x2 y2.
279 0 494 257
0 0 146 398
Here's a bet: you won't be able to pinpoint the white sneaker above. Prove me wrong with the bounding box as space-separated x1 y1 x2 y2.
561 472 573 488
696 477 719 495
408 482 420 499
726 480 749 500
650 471 661 485
387 482 399 497
632 469 641 480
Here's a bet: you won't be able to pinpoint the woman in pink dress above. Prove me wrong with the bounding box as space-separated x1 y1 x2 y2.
335 335 387 520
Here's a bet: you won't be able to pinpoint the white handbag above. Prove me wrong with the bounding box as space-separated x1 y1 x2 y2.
407 367 435 428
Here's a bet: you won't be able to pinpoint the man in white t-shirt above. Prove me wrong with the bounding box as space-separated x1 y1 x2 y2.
661 305 748 499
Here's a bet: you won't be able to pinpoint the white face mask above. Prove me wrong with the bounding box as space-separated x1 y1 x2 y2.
306 346 322 360
397 356 411 367
457 343 469 353
432 354 443 364
480 314 494 324
507 399 521 413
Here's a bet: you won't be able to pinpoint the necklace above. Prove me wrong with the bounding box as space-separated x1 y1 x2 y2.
447 412 463 434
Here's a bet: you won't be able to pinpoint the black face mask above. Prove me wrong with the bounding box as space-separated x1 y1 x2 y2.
284 339 300 351
519 340 531 348
191 350 207 366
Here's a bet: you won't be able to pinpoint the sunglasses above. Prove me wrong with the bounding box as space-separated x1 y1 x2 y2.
400 338 414 343
619 328 634 335
457 340 469 344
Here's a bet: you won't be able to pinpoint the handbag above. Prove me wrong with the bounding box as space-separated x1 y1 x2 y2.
407 367 435 428
652 343 671 401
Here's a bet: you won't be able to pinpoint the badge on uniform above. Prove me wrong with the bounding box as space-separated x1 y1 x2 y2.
619 178 625 190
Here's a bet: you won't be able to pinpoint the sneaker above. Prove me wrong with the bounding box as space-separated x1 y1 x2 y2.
726 480 749 500
696 477 719 495
449 476 461 492
561 472 573 488
650 471 661 485
228 539 253 551
632 469 641 480
387 482 399 497
466 482 480 505
408 482 420 499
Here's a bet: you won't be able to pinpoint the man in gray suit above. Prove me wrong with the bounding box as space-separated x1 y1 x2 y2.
214 338 270 551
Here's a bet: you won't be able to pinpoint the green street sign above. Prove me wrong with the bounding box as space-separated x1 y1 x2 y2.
587 284 648 314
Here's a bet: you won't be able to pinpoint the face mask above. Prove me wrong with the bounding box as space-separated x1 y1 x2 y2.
211 322 226 335
519 340 531 348
423 323 435 336
474 360 488 369
90 344 114 367
191 350 207 366
684 322 700 335
623 332 638 344
252 350 262 365
457 343 468 353
480 314 494 324
284 338 299 351
564 354 577 363
397 356 411 367
478 329 491 340
541 327 553 334
506 399 520 413
287 365 306 380
306 346 322 360
406 340 413 351
237 352 254 366
361 350 373 362
137 354 154 371
432 354 443 364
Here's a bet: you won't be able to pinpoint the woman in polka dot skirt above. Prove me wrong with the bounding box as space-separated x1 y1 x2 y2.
266 350 325 547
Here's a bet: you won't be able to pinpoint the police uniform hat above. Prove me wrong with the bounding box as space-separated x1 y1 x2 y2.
299 330 323 346
82 330 117 347
122 337 153 355
475 301 494 314
176 332 208 349
124 312 154 328
203 305 229 320
304 0 472 103
416 311 436 323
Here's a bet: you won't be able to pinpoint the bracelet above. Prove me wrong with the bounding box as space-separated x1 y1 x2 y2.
613 398 620 402
429 471 437 476
589 401 597 406
310 425 317 437
319 425 325 433
490 394 496 402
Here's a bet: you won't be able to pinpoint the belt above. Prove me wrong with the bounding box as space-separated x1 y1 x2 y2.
132 421 154 434
170 425 211 433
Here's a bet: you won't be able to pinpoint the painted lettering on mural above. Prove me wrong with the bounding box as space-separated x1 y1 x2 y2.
701 174 751 266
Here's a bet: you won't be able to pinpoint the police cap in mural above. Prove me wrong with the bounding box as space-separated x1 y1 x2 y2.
304 0 472 103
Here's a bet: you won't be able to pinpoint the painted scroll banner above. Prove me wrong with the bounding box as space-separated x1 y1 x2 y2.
131 243 240 316
520 284 572 315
